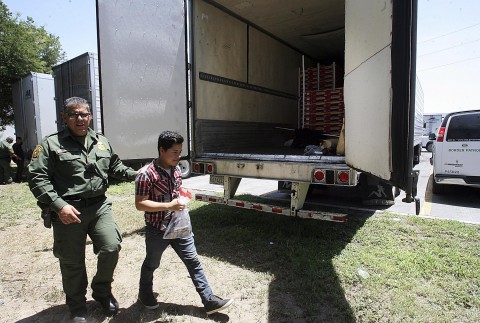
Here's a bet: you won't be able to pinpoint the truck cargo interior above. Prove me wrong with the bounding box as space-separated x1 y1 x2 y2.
193 0 346 162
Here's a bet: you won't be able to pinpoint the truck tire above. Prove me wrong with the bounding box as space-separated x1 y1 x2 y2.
178 160 191 178
426 141 433 152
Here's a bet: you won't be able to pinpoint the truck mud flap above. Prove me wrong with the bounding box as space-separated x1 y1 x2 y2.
358 173 395 206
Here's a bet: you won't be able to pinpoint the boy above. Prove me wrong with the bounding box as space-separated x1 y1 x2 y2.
134 131 233 314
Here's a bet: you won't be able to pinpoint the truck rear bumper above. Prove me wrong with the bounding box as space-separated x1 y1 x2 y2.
193 157 358 186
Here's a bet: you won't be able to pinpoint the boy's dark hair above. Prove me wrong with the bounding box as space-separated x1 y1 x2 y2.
158 131 184 151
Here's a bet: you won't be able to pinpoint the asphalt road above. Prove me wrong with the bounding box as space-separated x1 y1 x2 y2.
183 151 480 225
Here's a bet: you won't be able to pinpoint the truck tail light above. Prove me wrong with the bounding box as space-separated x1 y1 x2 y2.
313 169 325 182
206 164 214 173
437 127 445 142
193 162 203 173
192 162 215 174
337 171 349 183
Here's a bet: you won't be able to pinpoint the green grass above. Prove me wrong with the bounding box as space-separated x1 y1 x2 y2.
186 197 479 322
1 180 479 322
0 182 37 229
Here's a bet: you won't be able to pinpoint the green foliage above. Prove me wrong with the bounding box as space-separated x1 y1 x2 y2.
0 1 65 128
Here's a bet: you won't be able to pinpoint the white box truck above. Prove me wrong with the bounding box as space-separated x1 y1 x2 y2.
422 113 444 152
52 52 102 133
96 0 423 219
12 72 57 157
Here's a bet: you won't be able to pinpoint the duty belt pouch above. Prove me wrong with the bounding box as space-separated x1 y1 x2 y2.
41 209 52 228
37 202 54 229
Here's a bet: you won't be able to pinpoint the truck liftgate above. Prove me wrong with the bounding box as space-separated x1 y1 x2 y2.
194 176 348 223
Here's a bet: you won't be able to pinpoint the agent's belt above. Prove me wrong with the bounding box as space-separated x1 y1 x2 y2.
63 194 106 207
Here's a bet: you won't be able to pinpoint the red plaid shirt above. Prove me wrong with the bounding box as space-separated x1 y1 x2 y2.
135 159 182 231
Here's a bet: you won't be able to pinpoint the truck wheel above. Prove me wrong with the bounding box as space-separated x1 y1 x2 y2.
178 160 191 178
426 142 433 152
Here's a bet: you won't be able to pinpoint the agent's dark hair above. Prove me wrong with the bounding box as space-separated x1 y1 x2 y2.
64 97 90 112
158 131 184 151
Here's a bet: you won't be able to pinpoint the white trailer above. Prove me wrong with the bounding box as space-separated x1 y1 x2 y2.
423 114 444 137
421 113 444 152
52 52 102 133
96 0 423 218
12 72 57 157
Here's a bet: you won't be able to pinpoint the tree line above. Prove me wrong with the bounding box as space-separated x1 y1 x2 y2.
0 0 65 129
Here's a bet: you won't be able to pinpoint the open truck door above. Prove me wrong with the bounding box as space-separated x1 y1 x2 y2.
96 0 189 163
343 0 419 209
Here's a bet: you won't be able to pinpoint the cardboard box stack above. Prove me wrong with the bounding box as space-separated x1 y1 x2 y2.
300 62 344 136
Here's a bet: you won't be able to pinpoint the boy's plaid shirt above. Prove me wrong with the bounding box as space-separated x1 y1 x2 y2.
135 159 182 231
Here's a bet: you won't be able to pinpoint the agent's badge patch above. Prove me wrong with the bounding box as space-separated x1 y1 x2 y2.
97 142 107 151
32 145 43 159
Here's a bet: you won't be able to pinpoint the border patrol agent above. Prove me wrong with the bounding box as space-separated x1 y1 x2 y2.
0 136 17 184
28 97 137 322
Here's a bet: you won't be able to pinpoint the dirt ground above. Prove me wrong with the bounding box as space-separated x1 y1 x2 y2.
0 213 270 323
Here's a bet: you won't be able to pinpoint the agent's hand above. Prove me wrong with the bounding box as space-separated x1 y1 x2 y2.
169 198 186 212
58 204 82 224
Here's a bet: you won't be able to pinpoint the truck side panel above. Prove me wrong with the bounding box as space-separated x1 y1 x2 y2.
97 0 188 161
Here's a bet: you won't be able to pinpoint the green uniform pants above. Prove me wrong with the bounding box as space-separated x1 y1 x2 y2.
52 197 122 313
0 158 12 183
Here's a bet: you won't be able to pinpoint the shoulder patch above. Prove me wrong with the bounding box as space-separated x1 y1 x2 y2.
32 145 43 160
97 142 107 151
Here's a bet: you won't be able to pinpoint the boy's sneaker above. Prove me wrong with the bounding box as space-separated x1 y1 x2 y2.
204 295 234 315
138 292 159 310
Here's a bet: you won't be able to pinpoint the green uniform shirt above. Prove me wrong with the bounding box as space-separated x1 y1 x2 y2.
0 140 13 158
28 128 136 213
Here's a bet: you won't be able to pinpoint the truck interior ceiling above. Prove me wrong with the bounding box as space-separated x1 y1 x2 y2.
193 0 346 162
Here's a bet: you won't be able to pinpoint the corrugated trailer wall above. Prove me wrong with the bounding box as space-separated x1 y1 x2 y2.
53 52 102 133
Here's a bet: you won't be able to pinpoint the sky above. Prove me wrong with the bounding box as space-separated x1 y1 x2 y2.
2 0 480 115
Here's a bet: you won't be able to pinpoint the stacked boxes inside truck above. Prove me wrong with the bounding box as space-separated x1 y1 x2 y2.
53 52 101 132
299 63 345 154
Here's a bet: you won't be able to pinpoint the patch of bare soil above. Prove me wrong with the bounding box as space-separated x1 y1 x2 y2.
0 220 270 323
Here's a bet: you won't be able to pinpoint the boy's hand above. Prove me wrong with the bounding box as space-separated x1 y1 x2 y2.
170 198 186 211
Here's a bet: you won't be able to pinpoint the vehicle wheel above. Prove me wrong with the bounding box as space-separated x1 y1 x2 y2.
426 142 433 152
431 179 444 194
178 160 191 178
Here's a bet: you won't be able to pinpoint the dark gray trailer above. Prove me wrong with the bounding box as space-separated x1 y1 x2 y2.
53 52 101 133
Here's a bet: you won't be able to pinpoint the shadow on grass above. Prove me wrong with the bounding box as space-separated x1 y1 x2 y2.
190 196 374 322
